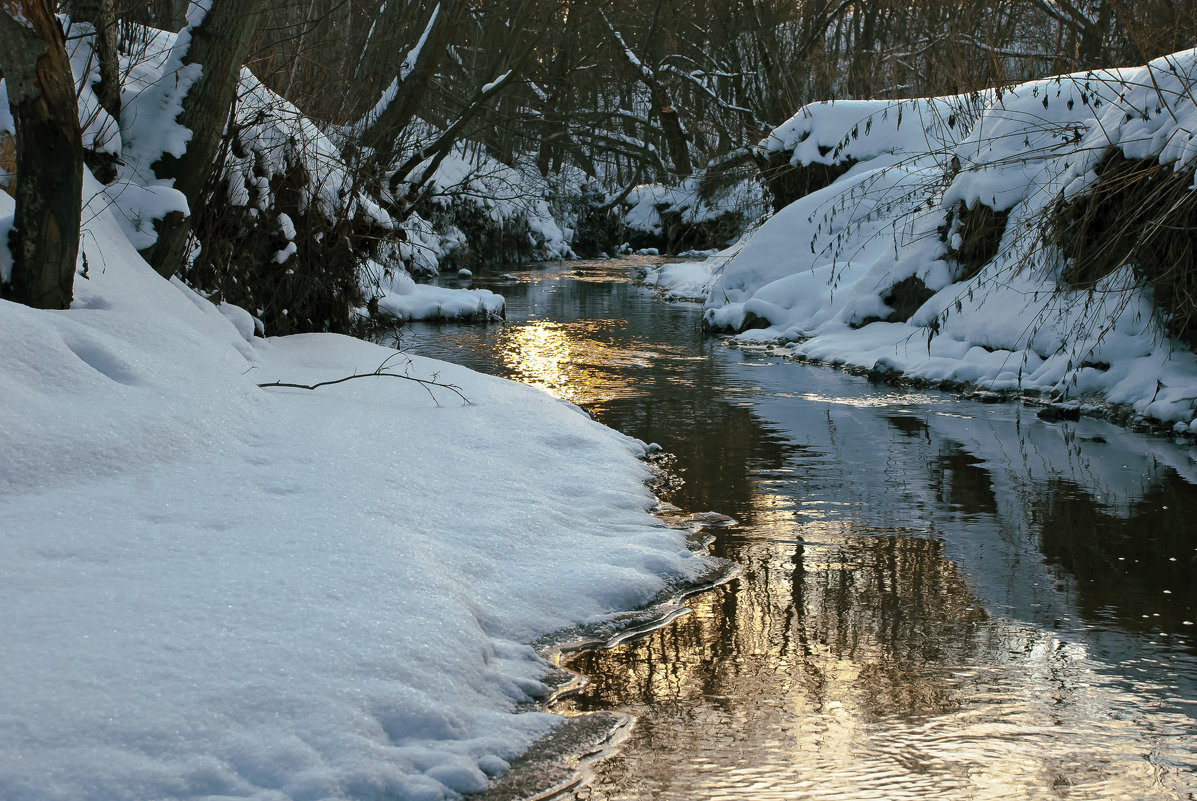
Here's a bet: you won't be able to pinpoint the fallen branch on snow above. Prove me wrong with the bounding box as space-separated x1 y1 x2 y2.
258 355 471 406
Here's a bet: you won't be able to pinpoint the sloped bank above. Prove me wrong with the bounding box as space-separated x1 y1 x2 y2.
83 23 570 337
0 168 722 801
680 50 1197 435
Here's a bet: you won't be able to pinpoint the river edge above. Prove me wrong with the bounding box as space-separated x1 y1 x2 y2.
632 266 1197 446
475 507 742 801
776 342 1197 442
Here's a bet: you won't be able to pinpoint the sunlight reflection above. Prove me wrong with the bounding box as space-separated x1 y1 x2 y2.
798 392 945 408
405 260 1197 801
560 521 1197 800
497 320 657 405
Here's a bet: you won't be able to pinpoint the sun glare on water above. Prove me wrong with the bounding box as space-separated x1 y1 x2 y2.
498 320 655 405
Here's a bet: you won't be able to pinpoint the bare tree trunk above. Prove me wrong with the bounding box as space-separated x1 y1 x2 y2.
0 0 84 310
390 68 519 205
600 8 692 178
65 0 120 120
656 89 692 178
142 0 265 278
356 0 467 159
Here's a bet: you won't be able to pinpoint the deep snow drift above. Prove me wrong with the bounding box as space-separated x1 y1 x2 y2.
647 49 1197 432
0 167 714 800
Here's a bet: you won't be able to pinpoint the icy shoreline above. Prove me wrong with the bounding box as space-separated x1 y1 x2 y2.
641 256 1197 441
482 537 741 801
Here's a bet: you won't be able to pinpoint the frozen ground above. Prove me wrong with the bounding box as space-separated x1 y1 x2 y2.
0 172 713 800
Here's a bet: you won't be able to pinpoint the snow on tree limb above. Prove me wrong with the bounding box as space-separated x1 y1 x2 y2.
400 3 439 82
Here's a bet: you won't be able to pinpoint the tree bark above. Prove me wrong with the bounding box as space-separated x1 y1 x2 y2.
65 0 120 120
356 0 467 160
142 0 265 278
0 0 84 310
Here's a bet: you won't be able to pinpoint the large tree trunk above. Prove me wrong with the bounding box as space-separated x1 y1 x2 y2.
653 85 692 178
0 0 84 310
142 0 264 278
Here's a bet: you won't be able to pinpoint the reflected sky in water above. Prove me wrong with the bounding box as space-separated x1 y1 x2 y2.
400 261 1197 801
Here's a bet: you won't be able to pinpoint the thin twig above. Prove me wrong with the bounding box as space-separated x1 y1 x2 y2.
258 357 470 406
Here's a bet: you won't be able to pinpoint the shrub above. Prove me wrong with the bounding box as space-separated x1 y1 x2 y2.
1049 151 1197 350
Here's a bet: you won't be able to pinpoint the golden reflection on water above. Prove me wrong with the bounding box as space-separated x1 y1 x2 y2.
556 430 1196 801
497 320 658 405
560 525 1194 800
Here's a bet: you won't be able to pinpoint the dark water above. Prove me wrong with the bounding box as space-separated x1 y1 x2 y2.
399 259 1197 801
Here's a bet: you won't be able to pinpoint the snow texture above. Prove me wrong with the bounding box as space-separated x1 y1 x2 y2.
0 170 709 800
619 173 766 242
670 49 1197 430
0 30 710 798
370 261 506 322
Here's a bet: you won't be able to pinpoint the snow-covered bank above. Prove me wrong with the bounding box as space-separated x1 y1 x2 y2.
368 262 506 323
670 50 1197 432
0 173 714 800
617 169 767 255
640 250 736 302
81 21 566 336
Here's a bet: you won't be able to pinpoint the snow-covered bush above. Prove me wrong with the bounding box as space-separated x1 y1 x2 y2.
616 157 768 255
409 149 574 273
67 20 580 336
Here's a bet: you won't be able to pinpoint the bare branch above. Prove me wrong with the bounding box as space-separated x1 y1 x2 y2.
258 357 471 406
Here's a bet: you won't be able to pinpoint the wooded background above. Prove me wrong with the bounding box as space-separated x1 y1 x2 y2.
2 0 1194 324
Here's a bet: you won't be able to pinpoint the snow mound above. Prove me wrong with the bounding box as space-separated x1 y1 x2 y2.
0 171 713 799
371 263 506 322
641 250 737 301
702 49 1197 429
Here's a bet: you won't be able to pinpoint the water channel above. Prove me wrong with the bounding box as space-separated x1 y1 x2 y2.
399 258 1197 801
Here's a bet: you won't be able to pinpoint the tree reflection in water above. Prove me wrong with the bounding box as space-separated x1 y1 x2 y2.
399 261 1197 801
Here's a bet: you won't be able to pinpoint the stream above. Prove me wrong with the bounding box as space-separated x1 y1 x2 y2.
398 258 1197 801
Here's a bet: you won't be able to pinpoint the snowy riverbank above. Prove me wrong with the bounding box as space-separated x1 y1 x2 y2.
0 174 714 800
647 49 1197 433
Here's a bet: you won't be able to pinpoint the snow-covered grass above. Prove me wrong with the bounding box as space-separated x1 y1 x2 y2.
688 49 1197 431
0 166 714 800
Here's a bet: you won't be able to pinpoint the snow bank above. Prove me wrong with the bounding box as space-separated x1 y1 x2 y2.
759 95 966 166
369 261 506 322
102 22 569 336
640 249 737 301
619 171 766 251
413 149 575 267
700 49 1197 429
0 171 712 800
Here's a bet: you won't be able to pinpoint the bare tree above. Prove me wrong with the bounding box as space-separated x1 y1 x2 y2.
0 0 84 310
355 0 468 160
65 0 120 120
141 0 265 278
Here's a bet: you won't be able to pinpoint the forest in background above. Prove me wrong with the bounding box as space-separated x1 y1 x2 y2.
2 0 1196 334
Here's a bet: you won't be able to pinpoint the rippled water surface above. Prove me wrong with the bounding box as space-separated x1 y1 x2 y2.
400 259 1197 801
